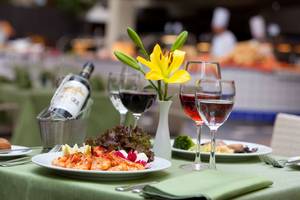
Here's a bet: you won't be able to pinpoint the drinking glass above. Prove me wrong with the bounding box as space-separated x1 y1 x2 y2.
196 79 235 169
179 61 221 171
108 72 128 125
119 73 157 128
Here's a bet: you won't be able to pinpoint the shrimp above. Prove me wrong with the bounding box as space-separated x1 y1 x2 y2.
127 162 145 170
93 146 106 157
91 156 112 170
52 147 147 171
52 155 69 168
65 153 82 168
108 152 145 171
108 163 129 171
73 155 93 170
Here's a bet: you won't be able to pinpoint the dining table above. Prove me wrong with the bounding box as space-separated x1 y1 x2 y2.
0 148 300 200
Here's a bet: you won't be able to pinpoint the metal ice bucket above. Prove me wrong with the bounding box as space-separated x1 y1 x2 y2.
37 99 93 150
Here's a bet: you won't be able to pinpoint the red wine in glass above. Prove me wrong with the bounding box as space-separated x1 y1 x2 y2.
119 90 157 114
180 94 202 123
198 99 233 126
180 93 220 124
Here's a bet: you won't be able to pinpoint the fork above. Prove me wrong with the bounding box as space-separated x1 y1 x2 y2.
0 156 30 164
259 155 300 168
0 160 31 167
259 155 285 168
0 158 31 167
49 145 62 153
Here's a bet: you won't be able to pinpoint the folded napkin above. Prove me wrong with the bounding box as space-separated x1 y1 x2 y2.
142 170 272 200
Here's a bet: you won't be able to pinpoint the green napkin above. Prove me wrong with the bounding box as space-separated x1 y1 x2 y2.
142 170 272 200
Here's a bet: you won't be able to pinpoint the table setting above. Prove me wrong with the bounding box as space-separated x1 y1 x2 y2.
1 27 300 200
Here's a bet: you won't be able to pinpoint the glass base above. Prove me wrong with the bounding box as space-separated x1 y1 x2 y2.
180 163 209 171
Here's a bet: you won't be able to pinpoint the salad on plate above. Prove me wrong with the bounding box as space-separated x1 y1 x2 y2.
52 126 154 171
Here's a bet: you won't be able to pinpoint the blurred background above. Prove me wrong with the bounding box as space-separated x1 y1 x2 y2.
0 0 300 146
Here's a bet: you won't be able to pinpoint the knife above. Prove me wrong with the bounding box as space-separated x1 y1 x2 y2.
0 148 31 154
286 159 300 165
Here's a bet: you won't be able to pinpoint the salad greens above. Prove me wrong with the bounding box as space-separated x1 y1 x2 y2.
85 126 154 161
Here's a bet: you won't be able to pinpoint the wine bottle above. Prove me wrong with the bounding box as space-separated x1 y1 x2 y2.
49 62 94 119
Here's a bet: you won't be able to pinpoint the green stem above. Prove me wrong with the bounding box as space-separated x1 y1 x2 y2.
164 83 168 100
158 80 162 100
141 49 150 60
139 69 159 94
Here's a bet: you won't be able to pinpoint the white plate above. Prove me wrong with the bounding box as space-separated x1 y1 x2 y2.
32 152 171 180
0 145 32 157
172 139 272 158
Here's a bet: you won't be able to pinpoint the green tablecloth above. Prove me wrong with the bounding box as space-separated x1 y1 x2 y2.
0 85 125 146
0 153 299 200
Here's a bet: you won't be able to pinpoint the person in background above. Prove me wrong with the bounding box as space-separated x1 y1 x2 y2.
0 20 14 45
267 23 281 44
211 7 237 58
249 15 266 42
249 15 274 56
267 23 280 39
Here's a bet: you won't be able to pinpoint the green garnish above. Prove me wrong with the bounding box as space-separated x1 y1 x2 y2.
173 135 195 150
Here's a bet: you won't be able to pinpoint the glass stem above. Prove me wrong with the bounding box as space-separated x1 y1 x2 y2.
194 124 202 166
120 112 127 125
129 114 140 137
132 114 141 129
209 129 217 170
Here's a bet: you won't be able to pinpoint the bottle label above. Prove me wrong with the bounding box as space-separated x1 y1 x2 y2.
50 80 89 117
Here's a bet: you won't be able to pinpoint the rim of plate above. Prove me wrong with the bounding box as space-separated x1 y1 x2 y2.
171 139 272 157
0 145 32 157
32 152 172 174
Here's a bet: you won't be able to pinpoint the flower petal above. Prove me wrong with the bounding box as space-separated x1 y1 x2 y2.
149 44 171 78
137 56 156 70
161 53 169 77
145 70 164 81
168 50 186 74
150 44 164 68
165 70 191 83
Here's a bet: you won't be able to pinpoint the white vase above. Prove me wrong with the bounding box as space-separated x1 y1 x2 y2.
153 100 172 160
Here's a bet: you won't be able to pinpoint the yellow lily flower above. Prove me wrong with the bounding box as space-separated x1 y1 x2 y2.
137 44 190 84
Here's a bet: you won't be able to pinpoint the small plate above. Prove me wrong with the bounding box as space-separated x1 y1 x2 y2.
172 139 272 158
32 152 172 181
0 145 32 157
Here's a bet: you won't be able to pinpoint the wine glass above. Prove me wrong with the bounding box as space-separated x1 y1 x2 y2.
108 72 128 125
119 73 157 128
196 79 235 169
179 61 221 171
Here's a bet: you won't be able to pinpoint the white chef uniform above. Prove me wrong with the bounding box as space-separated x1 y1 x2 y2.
211 7 237 58
249 15 266 40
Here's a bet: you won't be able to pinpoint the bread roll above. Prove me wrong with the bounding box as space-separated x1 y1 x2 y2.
0 138 11 149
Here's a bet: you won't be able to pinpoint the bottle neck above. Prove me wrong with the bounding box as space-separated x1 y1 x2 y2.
79 71 91 79
79 62 94 79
